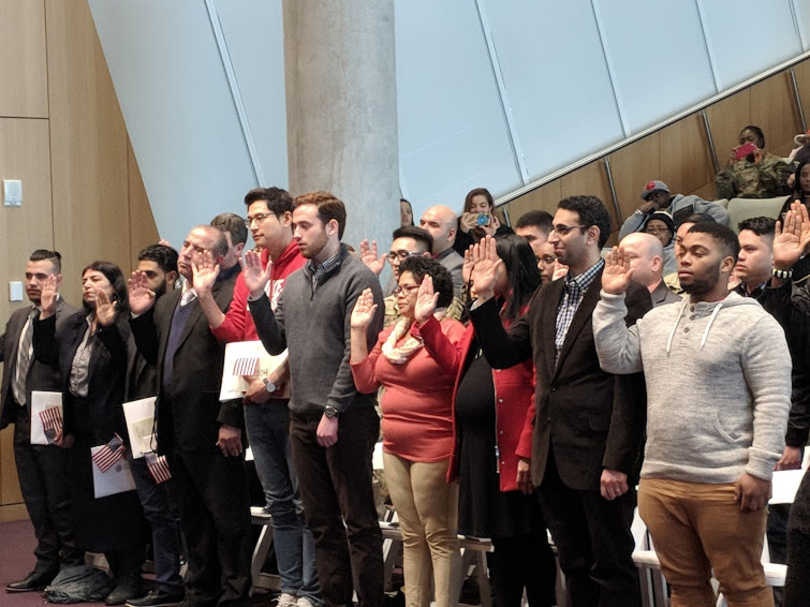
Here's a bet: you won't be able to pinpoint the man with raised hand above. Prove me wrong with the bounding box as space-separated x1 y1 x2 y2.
593 223 791 607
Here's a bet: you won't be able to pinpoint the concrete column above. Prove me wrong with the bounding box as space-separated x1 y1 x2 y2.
283 0 399 250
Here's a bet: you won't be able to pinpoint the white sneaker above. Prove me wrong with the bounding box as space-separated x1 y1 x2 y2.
277 593 297 607
296 597 316 607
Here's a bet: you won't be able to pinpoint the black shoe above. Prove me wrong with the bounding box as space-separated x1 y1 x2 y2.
6 570 58 593
106 579 144 606
126 589 185 607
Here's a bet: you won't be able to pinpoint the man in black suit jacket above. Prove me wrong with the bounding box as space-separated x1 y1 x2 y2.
1 250 83 592
129 226 250 607
469 197 651 607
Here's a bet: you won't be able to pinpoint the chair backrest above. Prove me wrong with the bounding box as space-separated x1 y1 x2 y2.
727 197 785 232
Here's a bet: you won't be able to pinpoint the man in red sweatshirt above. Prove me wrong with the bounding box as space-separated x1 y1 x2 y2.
194 187 320 607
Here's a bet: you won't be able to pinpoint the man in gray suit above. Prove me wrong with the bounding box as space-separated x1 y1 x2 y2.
618 233 682 307
1 250 83 592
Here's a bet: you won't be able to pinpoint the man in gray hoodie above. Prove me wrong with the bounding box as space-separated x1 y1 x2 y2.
593 222 791 607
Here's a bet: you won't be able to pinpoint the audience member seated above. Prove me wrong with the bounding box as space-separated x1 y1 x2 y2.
642 210 677 276
454 188 513 256
350 256 465 607
424 234 558 607
716 125 791 200
420 205 465 297
619 180 729 240
400 198 414 227
618 233 681 307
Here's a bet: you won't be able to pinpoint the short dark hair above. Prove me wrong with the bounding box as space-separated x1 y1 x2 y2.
495 234 541 322
138 244 178 274
738 216 776 238
29 250 62 274
211 212 248 246
293 191 347 240
81 260 129 315
741 125 766 148
557 195 612 248
464 188 494 213
687 222 740 262
392 226 433 253
244 187 294 218
398 256 454 309
677 213 716 228
515 210 553 234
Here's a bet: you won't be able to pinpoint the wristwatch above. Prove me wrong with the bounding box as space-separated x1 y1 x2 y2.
263 378 277 393
324 405 339 419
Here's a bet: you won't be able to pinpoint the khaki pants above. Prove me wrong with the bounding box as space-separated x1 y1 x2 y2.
384 452 460 607
638 477 772 607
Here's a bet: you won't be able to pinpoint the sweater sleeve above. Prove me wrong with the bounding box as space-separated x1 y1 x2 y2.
350 333 385 394
515 377 537 460
592 291 644 374
742 315 792 480
211 275 248 343
417 317 466 377
248 293 287 355
618 211 647 240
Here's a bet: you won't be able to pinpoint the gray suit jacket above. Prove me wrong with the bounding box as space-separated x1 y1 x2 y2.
651 279 682 308
0 298 78 428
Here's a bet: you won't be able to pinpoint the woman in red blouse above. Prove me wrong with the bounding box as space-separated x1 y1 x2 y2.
350 256 465 607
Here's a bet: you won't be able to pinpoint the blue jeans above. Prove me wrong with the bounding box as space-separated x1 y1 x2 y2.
129 453 184 594
244 402 320 604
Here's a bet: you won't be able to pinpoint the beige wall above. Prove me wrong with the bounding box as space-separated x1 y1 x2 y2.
0 0 159 522
504 66 808 246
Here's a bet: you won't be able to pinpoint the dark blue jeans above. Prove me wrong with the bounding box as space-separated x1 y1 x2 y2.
244 402 320 604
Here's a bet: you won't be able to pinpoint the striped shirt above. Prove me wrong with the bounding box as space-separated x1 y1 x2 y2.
308 249 341 291
554 259 604 362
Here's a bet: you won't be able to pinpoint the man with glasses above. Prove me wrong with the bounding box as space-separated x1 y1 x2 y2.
195 188 320 607
468 196 651 607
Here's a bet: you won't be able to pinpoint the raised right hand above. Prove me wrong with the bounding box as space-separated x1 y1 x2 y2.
773 201 810 270
350 288 378 330
128 271 156 315
359 239 386 276
241 250 272 298
39 275 59 319
192 250 220 296
468 236 503 301
602 247 634 295
414 276 439 325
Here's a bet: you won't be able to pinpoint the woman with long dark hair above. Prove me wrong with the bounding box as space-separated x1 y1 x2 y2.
421 234 558 607
34 261 145 605
454 187 513 256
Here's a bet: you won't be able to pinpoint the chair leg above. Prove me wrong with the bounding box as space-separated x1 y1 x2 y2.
250 523 274 597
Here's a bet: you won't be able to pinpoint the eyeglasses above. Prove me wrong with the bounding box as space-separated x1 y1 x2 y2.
645 227 671 235
392 284 420 296
387 250 419 262
244 212 273 228
551 224 586 236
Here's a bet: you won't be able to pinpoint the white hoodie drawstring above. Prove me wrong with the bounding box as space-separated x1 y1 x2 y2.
666 299 690 354
700 303 723 349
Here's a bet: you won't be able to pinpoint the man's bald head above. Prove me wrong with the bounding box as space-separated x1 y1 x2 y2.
619 232 665 288
419 205 458 254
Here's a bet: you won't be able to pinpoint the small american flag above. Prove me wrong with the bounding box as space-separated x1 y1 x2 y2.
145 452 172 484
233 357 260 376
39 406 62 443
92 433 125 473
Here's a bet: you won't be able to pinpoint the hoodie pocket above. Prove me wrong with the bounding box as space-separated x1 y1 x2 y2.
712 412 745 445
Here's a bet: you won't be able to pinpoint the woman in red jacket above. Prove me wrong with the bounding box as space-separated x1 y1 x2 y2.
350 256 466 607
421 234 558 607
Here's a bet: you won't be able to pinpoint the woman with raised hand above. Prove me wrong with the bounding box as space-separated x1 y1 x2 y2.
34 262 145 606
429 234 558 607
350 255 465 607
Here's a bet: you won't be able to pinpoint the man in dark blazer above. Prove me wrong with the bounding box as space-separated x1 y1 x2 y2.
469 197 651 607
129 226 251 607
1 250 83 592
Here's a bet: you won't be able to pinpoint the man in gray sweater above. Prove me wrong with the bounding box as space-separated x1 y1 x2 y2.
246 191 385 607
593 222 791 607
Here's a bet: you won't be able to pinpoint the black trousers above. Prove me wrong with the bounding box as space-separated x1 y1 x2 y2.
13 405 84 574
537 448 640 607
170 445 252 607
784 469 810 607
491 532 558 607
289 407 384 607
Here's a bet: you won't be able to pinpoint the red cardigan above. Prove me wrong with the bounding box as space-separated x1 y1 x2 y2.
420 315 535 492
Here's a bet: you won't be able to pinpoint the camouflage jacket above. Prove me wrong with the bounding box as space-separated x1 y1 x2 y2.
715 152 791 199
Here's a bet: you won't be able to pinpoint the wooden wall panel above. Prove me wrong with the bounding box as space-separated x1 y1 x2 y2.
792 59 810 129
659 113 714 195
750 72 801 157
46 0 131 304
0 0 48 118
128 139 160 270
706 89 751 173
505 180 562 223
608 133 660 221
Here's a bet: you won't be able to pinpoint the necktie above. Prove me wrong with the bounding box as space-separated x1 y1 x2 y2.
180 289 197 307
13 310 36 406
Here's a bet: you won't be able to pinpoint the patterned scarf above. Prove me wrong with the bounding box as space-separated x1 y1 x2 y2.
381 310 445 364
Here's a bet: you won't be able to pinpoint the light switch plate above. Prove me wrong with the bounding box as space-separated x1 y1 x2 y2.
3 179 22 207
9 281 23 301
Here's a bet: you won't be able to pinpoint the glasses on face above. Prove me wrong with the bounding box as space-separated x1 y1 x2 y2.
551 224 586 236
244 212 273 228
537 255 556 266
392 284 420 296
181 240 207 255
387 250 419 262
645 227 671 235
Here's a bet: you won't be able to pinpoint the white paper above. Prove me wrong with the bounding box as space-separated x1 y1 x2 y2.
770 469 805 505
30 391 63 445
122 397 157 459
219 341 289 401
90 445 136 498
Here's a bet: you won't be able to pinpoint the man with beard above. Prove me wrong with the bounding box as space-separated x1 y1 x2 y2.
593 222 791 607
